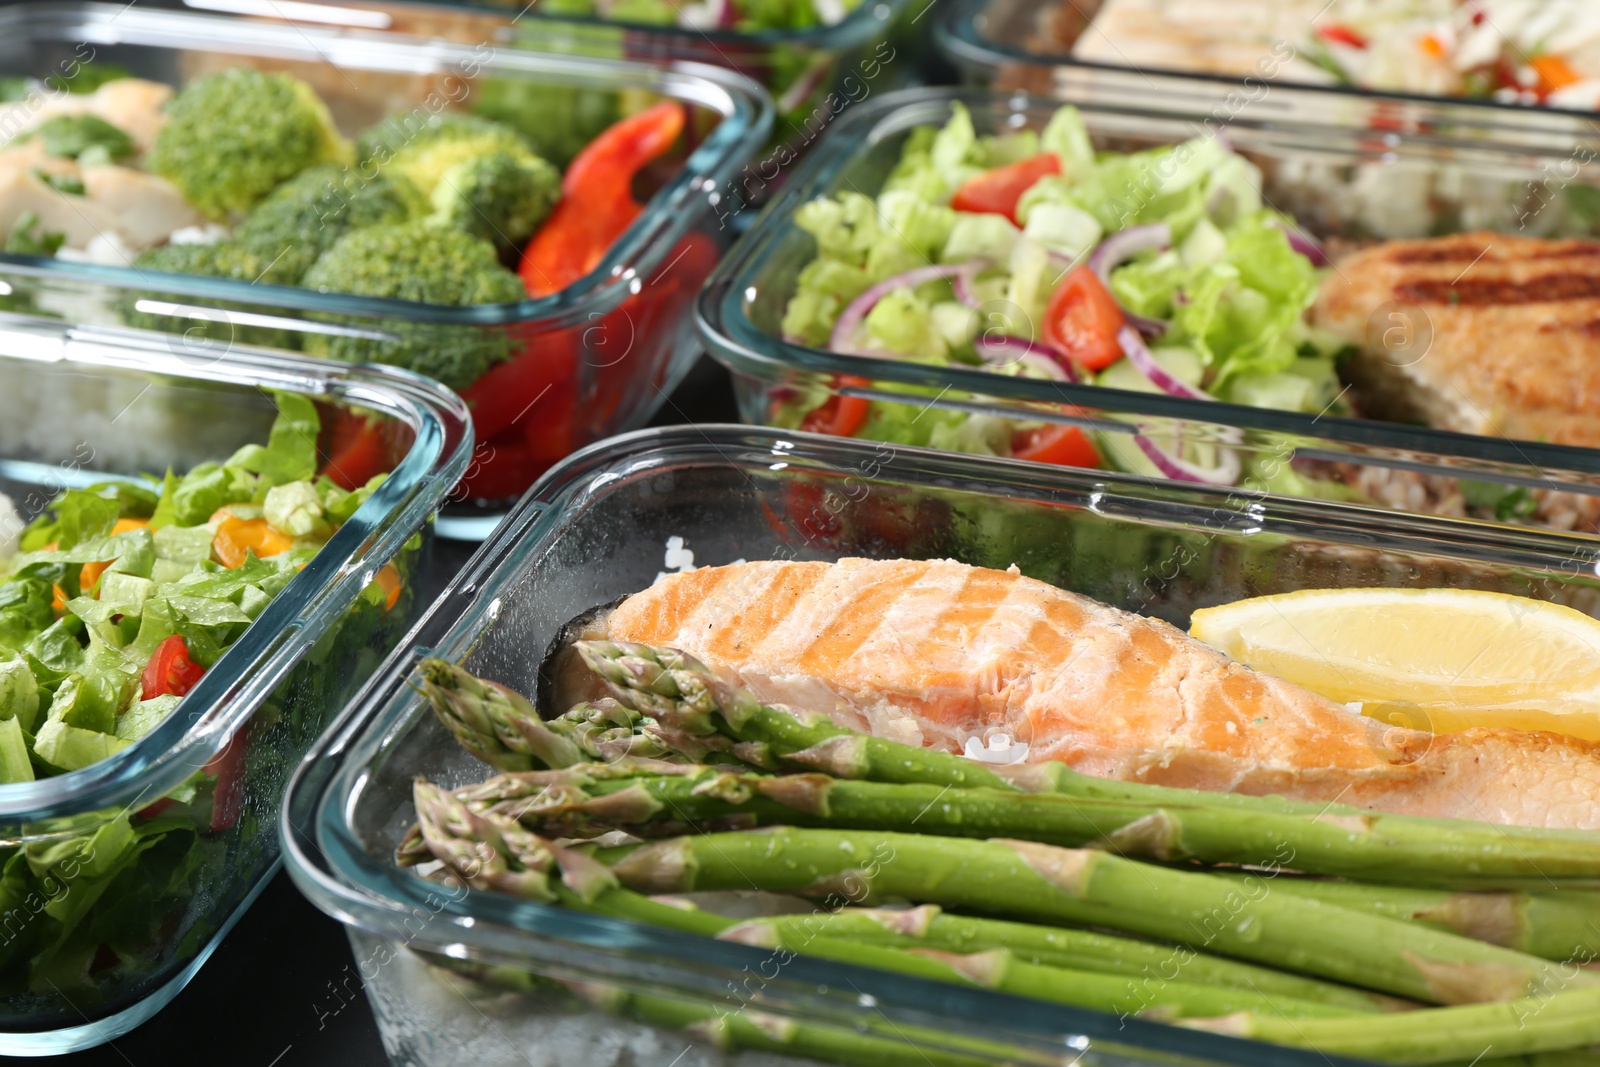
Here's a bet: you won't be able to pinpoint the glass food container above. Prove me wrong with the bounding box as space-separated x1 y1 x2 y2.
290 0 925 186
933 0 1600 131
0 2 770 526
283 423 1600 1067
698 85 1600 536
0 317 470 1055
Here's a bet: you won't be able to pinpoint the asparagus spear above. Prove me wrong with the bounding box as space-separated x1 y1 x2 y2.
593 827 1599 1006
575 641 1600 887
1212 873 1600 964
585 986 1012 1067
731 905 1394 1013
1185 988 1600 1064
468 761 1600 891
409 782 1342 1021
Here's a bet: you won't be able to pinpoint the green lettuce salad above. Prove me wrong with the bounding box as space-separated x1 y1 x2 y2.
775 103 1353 489
0 395 408 999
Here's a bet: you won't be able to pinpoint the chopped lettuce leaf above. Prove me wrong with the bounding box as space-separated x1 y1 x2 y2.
114 694 179 742
0 717 31 783
865 288 946 358
1039 106 1094 174
942 212 1020 265
226 392 319 488
263 482 326 538
0 655 39 733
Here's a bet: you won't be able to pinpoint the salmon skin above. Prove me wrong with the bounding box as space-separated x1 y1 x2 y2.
578 557 1600 830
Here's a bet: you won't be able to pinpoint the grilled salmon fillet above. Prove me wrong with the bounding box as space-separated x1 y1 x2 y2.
591 557 1600 830
1312 231 1600 449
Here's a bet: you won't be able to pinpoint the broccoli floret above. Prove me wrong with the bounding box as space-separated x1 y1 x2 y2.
236 163 421 283
28 114 134 164
299 220 526 391
120 240 302 350
428 150 560 253
358 112 545 194
149 69 353 220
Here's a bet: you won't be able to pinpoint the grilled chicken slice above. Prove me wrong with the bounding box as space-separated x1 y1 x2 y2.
567 557 1600 830
1313 231 1600 449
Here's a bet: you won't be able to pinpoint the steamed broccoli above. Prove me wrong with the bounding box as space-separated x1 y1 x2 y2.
299 221 527 391
120 240 302 350
428 150 560 253
358 113 525 189
149 69 353 220
236 163 422 283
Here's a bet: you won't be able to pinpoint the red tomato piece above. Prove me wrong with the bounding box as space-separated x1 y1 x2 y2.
1010 423 1101 469
798 376 873 437
1041 266 1127 372
203 724 249 833
951 154 1062 225
141 635 205 700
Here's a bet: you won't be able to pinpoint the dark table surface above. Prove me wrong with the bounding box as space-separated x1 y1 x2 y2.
56 354 739 1067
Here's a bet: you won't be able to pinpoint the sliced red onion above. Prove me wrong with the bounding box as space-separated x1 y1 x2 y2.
1134 430 1241 485
975 333 1080 382
1125 311 1168 339
952 258 989 308
1283 228 1329 267
1267 219 1329 266
1117 325 1210 401
1086 223 1171 282
828 263 968 352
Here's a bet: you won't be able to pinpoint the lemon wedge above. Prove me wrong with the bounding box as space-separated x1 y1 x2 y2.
1189 588 1600 740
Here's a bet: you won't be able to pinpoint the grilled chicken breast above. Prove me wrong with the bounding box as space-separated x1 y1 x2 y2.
584 557 1600 829
1313 231 1600 450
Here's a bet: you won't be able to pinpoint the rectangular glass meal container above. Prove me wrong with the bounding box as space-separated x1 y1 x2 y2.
933 0 1600 134
699 85 1600 536
0 2 770 522
284 0 924 187
282 423 1600 1067
0 316 470 1055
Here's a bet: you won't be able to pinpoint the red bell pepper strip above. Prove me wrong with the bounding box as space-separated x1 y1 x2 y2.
1316 23 1368 49
320 410 392 490
520 102 687 298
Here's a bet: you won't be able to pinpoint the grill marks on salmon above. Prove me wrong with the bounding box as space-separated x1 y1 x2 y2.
1312 232 1600 449
597 558 1600 829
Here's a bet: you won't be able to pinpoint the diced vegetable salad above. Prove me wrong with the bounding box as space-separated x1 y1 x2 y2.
0 395 414 998
0 393 390 785
776 104 1351 488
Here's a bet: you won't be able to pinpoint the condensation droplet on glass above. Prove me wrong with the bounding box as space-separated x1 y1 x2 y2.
486 597 502 620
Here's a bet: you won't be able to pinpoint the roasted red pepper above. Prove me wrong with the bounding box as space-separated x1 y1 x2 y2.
320 410 392 491
520 101 687 297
